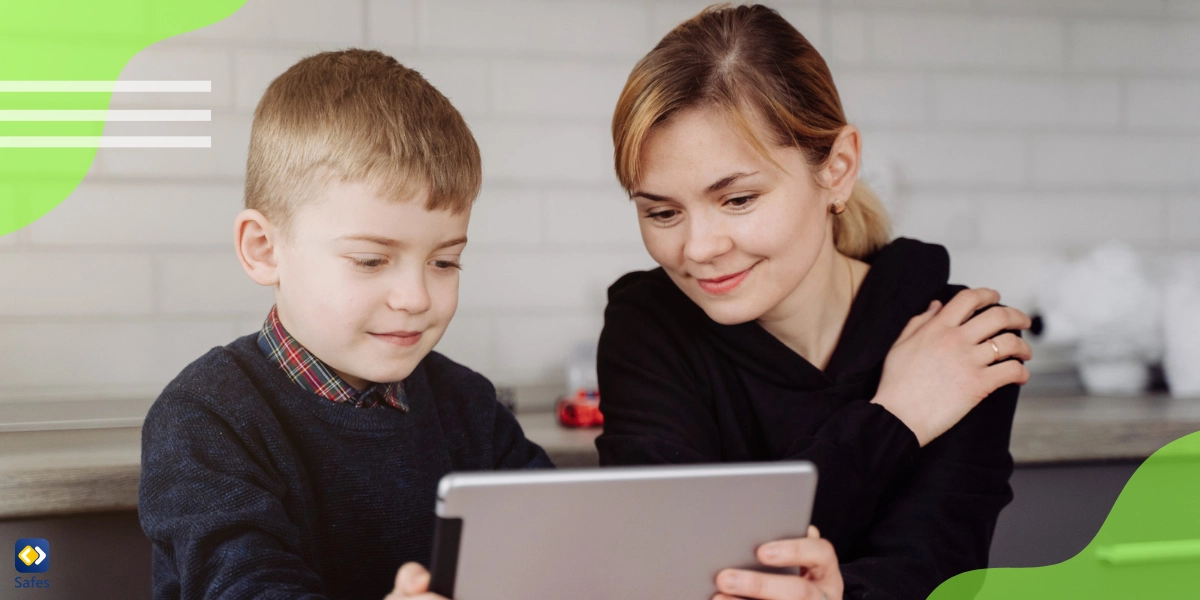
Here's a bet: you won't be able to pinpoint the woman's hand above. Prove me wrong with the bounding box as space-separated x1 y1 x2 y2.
714 526 843 600
872 287 1033 447
383 562 447 600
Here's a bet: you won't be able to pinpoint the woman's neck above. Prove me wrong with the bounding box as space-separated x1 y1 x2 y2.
757 245 866 371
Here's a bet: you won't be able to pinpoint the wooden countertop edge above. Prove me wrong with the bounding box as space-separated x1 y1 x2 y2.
4 415 1199 520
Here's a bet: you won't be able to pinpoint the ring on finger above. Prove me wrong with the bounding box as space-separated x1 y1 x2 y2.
989 338 1000 363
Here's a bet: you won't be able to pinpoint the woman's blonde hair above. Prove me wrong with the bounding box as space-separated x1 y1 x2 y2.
612 4 890 259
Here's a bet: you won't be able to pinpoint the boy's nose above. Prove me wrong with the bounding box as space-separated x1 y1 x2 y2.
386 272 432 314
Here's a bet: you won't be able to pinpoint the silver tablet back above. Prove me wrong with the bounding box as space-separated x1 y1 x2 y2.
430 462 817 600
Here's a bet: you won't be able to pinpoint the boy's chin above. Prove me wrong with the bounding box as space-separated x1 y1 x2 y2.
357 362 418 384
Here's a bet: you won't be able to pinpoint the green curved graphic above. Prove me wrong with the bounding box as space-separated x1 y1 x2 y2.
0 0 247 236
930 430 1200 599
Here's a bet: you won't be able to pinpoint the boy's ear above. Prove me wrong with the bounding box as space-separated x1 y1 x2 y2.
234 209 281 287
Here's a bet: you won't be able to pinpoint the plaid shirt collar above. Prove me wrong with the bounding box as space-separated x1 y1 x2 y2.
256 306 409 411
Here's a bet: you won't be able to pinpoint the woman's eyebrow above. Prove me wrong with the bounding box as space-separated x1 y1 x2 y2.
631 171 760 202
706 171 759 194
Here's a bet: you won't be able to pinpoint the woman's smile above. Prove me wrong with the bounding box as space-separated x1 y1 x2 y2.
695 261 759 295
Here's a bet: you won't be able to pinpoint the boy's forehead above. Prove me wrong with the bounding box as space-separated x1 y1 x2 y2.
290 179 468 242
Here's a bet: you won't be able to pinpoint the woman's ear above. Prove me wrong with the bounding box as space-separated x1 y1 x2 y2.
234 209 281 287
821 125 862 205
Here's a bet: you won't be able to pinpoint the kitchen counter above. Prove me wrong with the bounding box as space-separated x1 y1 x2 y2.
2 394 1198 519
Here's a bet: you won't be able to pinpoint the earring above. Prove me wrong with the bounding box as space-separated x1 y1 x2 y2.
830 200 847 215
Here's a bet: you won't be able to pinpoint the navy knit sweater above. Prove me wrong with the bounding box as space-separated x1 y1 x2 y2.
139 334 553 600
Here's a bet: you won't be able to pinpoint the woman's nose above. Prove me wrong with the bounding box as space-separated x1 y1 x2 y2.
682 214 734 264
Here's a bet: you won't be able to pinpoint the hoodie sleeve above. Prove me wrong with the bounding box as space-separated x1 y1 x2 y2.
839 382 1019 600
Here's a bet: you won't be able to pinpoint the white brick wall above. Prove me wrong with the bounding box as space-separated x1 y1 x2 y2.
3 0 1199 404
1168 195 1200 243
1031 135 1197 186
422 1 649 57
366 0 419 49
1069 22 1200 73
933 76 1121 128
1127 80 1200 130
493 60 632 119
0 255 154 317
868 14 1065 71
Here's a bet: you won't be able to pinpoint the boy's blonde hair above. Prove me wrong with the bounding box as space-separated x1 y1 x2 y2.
246 49 481 232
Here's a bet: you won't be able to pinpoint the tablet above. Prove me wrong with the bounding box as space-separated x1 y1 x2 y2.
429 461 817 599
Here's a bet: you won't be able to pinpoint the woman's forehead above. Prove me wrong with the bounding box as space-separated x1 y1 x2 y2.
636 108 800 196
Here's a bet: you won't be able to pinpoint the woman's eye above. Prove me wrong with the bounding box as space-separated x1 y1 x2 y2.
647 209 678 222
431 260 462 271
725 195 757 209
350 257 387 269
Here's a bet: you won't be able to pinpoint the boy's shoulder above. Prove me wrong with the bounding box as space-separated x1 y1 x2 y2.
419 350 504 410
146 333 281 427
150 335 501 420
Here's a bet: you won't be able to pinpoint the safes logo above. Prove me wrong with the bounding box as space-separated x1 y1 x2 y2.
14 539 49 574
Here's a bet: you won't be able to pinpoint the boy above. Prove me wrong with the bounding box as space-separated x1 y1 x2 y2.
138 49 551 600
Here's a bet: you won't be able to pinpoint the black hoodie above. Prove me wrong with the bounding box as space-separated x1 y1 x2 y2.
596 237 1018 600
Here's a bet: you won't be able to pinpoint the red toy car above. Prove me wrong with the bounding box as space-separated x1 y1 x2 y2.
556 389 603 428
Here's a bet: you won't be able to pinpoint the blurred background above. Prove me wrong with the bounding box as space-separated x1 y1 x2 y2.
2 1 1200 598
1 0 1198 403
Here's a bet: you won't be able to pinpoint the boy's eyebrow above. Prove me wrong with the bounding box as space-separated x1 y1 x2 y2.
435 236 468 250
337 234 402 247
336 235 468 250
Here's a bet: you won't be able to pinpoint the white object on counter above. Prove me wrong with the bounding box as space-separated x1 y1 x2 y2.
1035 243 1162 396
1164 255 1200 398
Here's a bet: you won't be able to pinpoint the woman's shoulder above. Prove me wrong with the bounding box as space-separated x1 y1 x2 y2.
601 267 716 362
607 267 678 303
871 238 1004 317
606 267 701 322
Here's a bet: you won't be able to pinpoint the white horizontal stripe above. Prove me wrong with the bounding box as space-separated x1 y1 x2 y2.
0 110 211 121
0 80 210 93
0 136 211 148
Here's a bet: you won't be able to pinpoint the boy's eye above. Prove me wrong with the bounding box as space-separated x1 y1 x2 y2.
646 209 679 222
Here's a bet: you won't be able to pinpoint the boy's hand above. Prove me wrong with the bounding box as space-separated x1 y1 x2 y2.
713 526 843 600
383 562 448 600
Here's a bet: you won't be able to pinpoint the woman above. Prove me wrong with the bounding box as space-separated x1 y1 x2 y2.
596 5 1032 600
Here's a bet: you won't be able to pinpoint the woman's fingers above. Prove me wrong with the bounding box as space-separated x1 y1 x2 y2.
984 359 1031 391
397 562 431 596
961 305 1033 344
975 332 1033 366
715 569 826 600
756 537 838 577
895 300 942 345
937 288 1001 327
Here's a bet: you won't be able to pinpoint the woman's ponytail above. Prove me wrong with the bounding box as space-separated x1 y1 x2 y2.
832 181 891 260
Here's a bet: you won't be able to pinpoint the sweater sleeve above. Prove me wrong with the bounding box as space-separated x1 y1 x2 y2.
139 394 330 600
492 401 555 470
595 298 921 528
838 382 1019 600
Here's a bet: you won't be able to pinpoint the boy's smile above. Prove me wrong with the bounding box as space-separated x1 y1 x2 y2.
266 179 470 390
